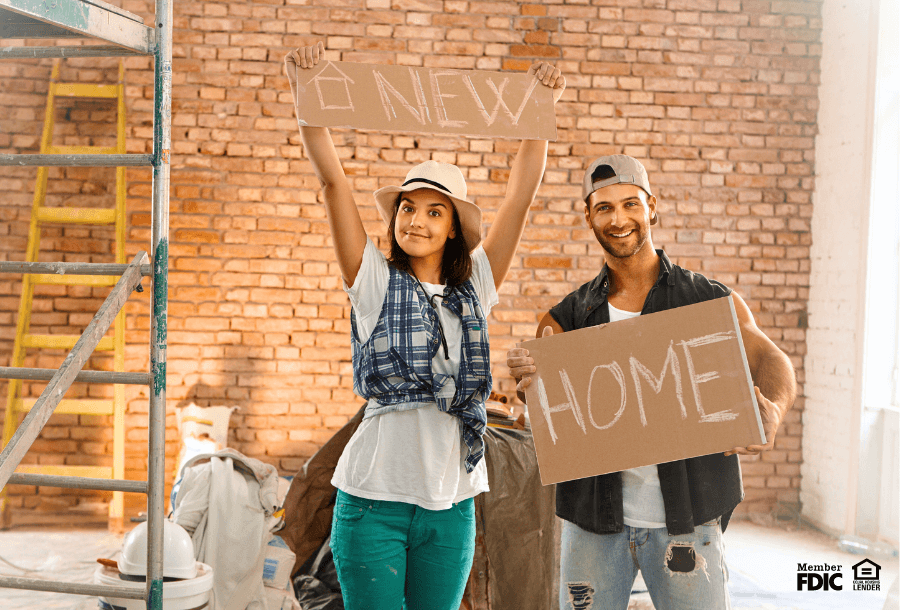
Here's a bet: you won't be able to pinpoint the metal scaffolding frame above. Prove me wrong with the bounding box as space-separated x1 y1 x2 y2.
0 0 171 606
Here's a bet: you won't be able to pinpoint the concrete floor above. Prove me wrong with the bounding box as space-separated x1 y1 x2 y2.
0 519 896 609
0 527 122 609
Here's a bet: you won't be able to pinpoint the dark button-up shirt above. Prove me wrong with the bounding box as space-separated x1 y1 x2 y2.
549 249 743 535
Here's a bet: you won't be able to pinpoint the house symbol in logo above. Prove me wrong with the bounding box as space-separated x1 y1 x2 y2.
852 559 881 580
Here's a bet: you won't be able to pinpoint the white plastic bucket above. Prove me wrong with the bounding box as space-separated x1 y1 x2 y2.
94 562 214 610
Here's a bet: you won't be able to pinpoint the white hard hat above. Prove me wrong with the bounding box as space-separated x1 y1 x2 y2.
118 519 197 580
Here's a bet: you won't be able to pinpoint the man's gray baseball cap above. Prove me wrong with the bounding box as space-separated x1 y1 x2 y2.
582 155 657 225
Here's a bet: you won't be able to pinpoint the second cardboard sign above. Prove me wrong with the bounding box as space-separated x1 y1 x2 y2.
521 297 765 485
285 60 557 140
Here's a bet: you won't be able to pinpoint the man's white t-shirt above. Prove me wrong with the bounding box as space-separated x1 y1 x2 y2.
331 238 499 511
607 303 668 528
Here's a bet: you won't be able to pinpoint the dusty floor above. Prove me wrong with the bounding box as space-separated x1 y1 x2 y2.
0 519 896 609
0 527 122 609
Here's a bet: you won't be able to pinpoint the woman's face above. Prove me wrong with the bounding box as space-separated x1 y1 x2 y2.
393 188 457 261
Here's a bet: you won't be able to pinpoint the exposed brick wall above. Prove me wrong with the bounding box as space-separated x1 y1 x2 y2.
0 0 821 520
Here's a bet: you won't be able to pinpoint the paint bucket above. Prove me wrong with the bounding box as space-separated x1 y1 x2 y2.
93 562 214 610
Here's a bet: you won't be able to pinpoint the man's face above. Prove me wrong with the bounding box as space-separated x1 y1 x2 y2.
584 183 657 259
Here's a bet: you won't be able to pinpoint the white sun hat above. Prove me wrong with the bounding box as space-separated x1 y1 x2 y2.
373 160 482 250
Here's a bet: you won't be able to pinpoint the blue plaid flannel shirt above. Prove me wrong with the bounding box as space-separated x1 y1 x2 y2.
350 265 491 473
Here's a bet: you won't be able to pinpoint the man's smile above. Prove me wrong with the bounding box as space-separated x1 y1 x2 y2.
609 229 635 238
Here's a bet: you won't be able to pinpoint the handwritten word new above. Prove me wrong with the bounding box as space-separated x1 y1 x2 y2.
307 62 539 129
287 59 557 140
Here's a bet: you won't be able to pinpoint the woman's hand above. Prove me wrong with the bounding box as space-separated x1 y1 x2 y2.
286 41 325 70
284 41 326 105
528 61 566 104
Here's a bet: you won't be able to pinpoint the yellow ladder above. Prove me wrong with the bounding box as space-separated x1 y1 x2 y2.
1 60 128 530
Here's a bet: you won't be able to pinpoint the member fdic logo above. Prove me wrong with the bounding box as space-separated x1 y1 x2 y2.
797 563 842 591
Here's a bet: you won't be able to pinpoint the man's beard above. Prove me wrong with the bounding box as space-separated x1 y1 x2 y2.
597 225 649 259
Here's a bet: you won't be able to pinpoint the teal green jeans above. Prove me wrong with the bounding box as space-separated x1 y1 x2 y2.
330 490 476 610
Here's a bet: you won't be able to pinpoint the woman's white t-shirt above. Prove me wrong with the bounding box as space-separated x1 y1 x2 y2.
607 303 668 528
331 238 499 510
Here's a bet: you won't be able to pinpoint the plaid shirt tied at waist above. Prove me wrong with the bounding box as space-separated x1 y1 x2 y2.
350 265 491 473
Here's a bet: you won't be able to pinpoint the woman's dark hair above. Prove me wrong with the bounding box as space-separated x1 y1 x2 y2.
387 195 473 286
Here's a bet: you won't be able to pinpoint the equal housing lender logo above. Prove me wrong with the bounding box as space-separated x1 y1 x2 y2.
852 558 882 591
796 559 882 591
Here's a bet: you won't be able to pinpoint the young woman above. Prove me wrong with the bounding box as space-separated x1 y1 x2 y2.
287 42 565 610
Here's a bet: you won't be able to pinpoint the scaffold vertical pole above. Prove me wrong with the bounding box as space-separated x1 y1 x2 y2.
147 0 172 604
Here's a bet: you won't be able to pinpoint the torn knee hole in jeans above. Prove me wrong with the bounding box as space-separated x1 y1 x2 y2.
565 582 595 610
664 542 710 581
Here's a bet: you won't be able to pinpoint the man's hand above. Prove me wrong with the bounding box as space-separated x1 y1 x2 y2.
724 386 780 457
527 62 566 104
508 326 553 394
725 292 796 457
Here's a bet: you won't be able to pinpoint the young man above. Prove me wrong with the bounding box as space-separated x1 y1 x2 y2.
507 155 796 610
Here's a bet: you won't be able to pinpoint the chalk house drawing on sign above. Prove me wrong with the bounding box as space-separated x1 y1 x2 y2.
308 62 355 111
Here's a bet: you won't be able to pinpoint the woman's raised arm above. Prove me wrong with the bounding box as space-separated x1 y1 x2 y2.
482 62 566 290
287 42 367 286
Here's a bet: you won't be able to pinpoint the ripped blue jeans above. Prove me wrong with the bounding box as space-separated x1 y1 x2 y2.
330 490 475 610
559 519 731 610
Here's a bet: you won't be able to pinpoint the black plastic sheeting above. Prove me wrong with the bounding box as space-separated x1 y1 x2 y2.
281 405 559 609
293 536 343 610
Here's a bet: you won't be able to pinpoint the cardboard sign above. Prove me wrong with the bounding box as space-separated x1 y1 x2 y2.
285 59 557 140
521 297 765 485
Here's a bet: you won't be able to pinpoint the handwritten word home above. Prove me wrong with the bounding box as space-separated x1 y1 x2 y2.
521 298 765 485
535 332 741 445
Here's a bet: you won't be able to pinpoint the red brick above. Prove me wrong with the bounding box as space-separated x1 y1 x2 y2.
509 44 561 58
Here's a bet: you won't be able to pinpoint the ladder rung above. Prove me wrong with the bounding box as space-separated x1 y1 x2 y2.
0 45 147 59
0 153 153 167
53 82 118 99
23 334 115 351
0 261 152 277
0 575 145 600
8 472 147 494
36 207 116 225
0 367 149 385
30 274 119 287
17 398 115 416
47 146 118 155
15 465 113 479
